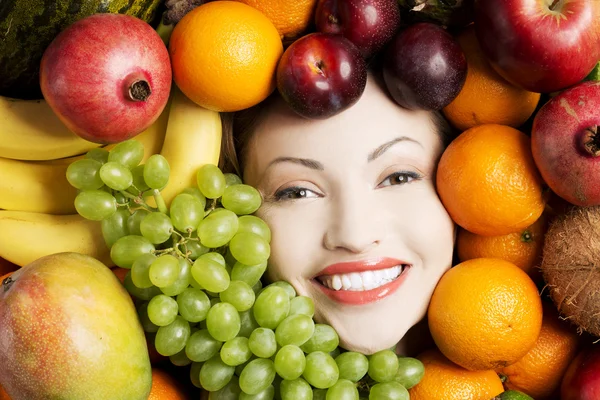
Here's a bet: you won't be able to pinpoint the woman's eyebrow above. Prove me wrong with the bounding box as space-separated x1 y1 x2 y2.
267 157 325 170
368 136 423 162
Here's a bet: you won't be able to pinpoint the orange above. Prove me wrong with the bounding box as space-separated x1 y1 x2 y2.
442 26 540 131
409 348 504 400
436 124 546 236
496 302 580 399
234 0 317 39
148 368 189 400
428 258 543 371
111 266 128 284
0 384 10 400
457 214 548 278
169 1 283 112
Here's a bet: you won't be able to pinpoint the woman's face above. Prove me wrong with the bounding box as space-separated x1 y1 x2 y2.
243 77 455 354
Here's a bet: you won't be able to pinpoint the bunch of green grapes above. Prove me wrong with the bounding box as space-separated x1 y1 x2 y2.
66 140 425 399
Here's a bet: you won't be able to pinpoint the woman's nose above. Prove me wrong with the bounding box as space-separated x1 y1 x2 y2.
322 193 381 254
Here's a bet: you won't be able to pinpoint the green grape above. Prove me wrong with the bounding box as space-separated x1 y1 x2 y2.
313 389 327 400
181 187 207 209
303 351 339 389
110 235 154 268
224 173 242 187
211 297 222 307
252 280 263 295
177 287 211 323
144 154 170 190
229 232 270 266
131 253 156 289
85 148 109 164
123 272 161 300
231 261 267 287
280 378 312 400
274 345 305 380
368 382 409 400
200 354 236 391
200 252 227 267
394 357 425 389
127 209 150 236
235 355 257 376
66 159 103 190
207 302 241 342
170 348 192 367
147 294 179 326
237 216 271 243
113 191 127 204
253 287 290 330
368 350 399 383
289 296 315 318
248 328 277 358
155 315 191 356
209 375 242 400
198 208 239 248
149 254 180 288
130 165 150 194
330 348 341 359
326 379 358 400
221 184 261 215
161 258 191 297
220 280 255 312
191 257 230 293
137 302 159 333
335 352 369 383
221 336 252 366
238 310 260 338
301 324 340 354
239 358 276 395
140 212 173 244
185 237 209 260
197 164 226 199
268 281 296 300
107 139 144 169
186 329 223 362
190 362 204 388
75 190 117 221
239 385 274 400
99 161 133 190
275 314 314 347
170 193 205 233
101 208 129 248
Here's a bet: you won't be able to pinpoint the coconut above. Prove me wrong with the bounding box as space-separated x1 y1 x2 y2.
541 205 600 337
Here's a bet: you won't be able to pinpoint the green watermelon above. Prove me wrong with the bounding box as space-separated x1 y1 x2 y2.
0 0 163 100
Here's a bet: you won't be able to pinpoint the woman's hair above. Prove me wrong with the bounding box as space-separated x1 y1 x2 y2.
219 79 456 178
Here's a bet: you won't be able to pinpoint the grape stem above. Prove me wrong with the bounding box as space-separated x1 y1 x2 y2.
153 189 169 215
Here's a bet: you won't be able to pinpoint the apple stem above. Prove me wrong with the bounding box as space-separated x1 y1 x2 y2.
127 79 152 102
583 126 600 156
2 276 14 293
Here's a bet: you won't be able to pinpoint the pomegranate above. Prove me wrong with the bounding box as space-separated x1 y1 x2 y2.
40 14 172 144
531 81 600 206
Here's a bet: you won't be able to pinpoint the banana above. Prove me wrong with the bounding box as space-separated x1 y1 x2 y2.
0 103 171 215
0 96 102 161
0 211 112 267
157 87 222 207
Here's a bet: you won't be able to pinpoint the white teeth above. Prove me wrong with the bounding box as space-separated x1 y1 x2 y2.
319 265 404 292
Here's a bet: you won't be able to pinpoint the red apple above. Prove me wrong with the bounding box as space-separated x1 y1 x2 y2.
473 0 600 93
531 81 600 206
315 0 401 58
561 347 600 400
382 22 467 110
276 33 367 119
40 14 172 144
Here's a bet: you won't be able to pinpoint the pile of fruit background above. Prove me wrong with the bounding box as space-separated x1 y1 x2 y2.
0 0 599 399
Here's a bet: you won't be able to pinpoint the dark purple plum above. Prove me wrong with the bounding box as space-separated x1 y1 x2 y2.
315 0 401 58
276 33 367 119
383 22 467 110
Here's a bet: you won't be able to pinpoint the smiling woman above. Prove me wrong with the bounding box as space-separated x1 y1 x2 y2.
220 71 456 355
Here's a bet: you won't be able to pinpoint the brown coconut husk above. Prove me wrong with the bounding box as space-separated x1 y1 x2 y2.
541 205 600 337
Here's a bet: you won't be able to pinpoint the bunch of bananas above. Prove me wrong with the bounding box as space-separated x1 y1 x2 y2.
0 87 222 268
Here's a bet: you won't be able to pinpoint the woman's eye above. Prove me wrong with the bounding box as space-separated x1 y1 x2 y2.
379 171 421 188
274 186 319 201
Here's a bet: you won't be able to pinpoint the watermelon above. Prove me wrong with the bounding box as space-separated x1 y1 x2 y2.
0 0 163 100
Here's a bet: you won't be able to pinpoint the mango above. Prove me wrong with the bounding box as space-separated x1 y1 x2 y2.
0 252 151 400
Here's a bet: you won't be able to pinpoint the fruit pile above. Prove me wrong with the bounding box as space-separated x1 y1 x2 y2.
0 0 599 399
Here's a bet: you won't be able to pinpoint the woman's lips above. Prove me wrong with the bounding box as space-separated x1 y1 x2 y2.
312 258 411 305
